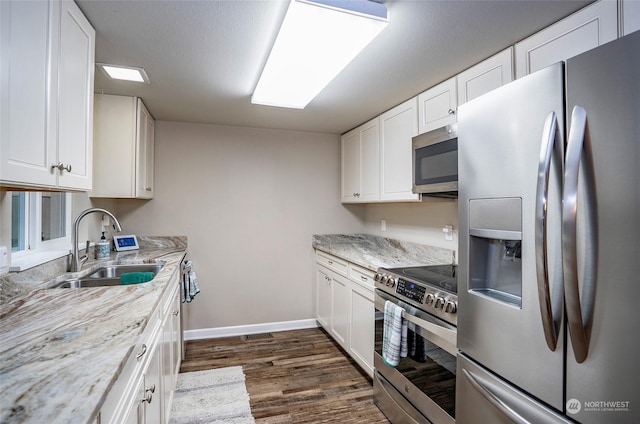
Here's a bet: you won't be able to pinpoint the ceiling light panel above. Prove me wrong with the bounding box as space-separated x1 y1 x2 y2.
97 63 150 83
252 0 388 109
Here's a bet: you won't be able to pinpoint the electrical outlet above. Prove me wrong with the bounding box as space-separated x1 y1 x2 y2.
381 220 387 231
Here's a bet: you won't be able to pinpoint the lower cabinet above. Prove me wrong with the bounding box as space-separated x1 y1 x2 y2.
315 251 375 377
100 279 182 424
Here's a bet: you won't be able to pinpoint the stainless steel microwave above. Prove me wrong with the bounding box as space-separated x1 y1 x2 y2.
412 123 458 197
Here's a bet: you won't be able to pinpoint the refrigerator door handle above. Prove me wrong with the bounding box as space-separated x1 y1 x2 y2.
462 369 531 424
535 111 563 351
563 105 596 363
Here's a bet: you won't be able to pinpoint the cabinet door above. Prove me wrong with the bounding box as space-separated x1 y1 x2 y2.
417 77 457 134
515 0 617 78
622 0 640 36
316 266 332 329
349 283 374 377
331 273 350 348
144 341 162 424
358 118 380 202
136 99 155 199
341 128 360 202
121 375 145 424
170 289 182 385
56 0 94 190
92 94 137 197
457 48 513 105
0 0 57 187
379 97 420 202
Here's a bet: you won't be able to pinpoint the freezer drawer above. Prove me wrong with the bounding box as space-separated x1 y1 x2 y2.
456 353 571 424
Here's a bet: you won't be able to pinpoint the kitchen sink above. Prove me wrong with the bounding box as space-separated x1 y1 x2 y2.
56 278 124 289
84 263 164 279
53 262 165 288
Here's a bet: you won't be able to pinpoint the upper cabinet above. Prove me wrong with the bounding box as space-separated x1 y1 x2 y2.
0 0 95 191
341 118 379 203
515 0 617 78
380 97 420 202
457 48 514 105
92 95 155 199
621 0 640 36
417 77 457 134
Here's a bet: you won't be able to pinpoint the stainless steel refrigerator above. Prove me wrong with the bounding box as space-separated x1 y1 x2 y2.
456 31 640 424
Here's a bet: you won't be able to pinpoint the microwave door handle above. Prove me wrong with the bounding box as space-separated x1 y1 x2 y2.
534 111 563 351
563 105 597 364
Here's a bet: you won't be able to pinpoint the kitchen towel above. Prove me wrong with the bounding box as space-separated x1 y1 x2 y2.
182 260 200 303
382 300 408 367
120 272 154 285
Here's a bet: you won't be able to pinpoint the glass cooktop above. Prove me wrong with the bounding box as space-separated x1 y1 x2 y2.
386 264 458 294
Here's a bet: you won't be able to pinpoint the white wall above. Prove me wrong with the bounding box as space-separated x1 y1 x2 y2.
113 121 364 331
363 199 459 260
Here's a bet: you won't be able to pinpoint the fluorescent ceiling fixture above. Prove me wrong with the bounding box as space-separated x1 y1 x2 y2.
252 0 388 109
97 63 150 83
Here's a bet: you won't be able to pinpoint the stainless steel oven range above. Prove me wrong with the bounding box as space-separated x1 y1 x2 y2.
373 265 458 424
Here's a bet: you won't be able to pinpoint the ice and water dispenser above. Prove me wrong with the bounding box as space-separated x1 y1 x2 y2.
468 198 523 308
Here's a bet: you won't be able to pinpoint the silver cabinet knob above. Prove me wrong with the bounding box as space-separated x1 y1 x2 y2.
146 384 156 394
51 162 72 172
141 393 153 404
448 108 456 115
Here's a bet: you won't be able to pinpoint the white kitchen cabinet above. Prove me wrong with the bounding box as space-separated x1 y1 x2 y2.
417 77 457 134
331 273 350 348
162 284 181 421
100 276 182 424
0 0 95 191
341 118 380 203
621 0 640 36
349 281 375 377
316 267 332 329
315 251 375 377
515 0 617 78
92 94 155 199
457 48 514 105
379 97 421 202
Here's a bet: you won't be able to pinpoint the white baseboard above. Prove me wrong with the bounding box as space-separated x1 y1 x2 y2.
183 318 320 341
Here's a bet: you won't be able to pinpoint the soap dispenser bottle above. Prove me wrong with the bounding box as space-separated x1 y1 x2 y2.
96 232 110 260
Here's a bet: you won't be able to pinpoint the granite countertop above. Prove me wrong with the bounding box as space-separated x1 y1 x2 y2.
312 233 455 271
0 237 188 424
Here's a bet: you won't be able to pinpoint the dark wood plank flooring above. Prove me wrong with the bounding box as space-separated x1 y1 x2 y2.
180 327 390 423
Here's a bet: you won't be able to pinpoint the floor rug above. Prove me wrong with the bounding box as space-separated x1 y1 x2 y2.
169 366 256 424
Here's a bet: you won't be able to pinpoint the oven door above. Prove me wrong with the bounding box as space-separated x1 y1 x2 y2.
374 290 457 424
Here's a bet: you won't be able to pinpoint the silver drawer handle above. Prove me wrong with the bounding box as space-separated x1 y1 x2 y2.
360 276 368 281
136 344 147 359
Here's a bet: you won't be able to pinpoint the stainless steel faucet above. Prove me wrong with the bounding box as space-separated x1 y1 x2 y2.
70 208 122 272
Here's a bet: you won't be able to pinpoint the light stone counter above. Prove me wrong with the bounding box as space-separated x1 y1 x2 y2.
312 233 455 270
0 237 188 424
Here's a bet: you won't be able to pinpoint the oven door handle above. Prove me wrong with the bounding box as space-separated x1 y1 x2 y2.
401 311 457 350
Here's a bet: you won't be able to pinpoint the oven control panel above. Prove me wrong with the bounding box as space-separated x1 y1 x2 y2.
374 270 458 326
396 279 426 303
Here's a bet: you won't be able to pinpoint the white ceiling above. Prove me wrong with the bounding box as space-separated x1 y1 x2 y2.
77 0 593 135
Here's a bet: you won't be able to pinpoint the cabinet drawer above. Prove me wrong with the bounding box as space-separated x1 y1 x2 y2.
349 263 375 288
316 251 348 276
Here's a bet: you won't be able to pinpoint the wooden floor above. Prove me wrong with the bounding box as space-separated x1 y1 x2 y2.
180 327 391 423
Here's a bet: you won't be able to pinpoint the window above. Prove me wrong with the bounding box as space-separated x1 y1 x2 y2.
10 192 72 266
